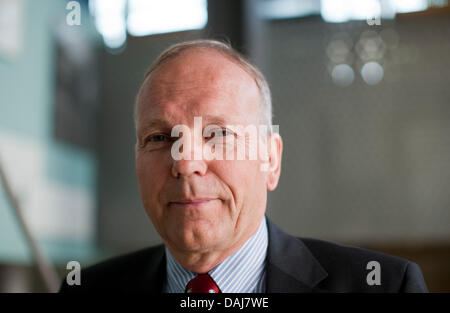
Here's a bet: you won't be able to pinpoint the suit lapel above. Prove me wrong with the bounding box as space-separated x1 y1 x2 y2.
135 245 166 293
265 218 328 293
142 219 328 293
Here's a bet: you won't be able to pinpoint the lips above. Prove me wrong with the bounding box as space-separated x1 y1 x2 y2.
168 198 219 207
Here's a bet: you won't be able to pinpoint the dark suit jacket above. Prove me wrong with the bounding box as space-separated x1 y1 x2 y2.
60 218 428 293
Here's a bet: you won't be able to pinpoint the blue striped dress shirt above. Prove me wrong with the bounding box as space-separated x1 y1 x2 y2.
164 216 268 293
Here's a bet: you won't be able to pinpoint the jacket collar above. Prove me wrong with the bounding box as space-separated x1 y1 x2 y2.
265 218 328 292
146 217 329 293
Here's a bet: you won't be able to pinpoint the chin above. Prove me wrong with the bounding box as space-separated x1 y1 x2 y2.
174 229 224 252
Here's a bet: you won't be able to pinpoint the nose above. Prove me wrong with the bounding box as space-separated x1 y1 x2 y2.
171 158 207 178
171 135 207 178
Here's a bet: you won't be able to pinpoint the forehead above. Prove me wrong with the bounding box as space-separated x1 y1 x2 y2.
136 49 261 128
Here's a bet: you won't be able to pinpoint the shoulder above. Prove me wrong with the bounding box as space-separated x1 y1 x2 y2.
59 244 165 292
300 237 406 267
298 237 428 292
82 244 165 277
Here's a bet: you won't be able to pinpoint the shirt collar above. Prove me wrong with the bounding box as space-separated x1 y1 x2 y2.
165 216 268 293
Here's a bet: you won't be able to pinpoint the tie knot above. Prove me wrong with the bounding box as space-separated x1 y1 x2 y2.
185 273 221 293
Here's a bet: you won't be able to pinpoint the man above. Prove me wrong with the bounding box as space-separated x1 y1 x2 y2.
60 40 428 293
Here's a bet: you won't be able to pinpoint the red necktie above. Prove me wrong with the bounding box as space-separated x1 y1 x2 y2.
185 274 221 293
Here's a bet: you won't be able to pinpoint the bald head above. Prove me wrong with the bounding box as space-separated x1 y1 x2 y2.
136 47 261 132
134 40 273 132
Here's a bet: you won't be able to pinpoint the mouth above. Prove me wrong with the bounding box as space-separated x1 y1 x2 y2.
168 198 220 208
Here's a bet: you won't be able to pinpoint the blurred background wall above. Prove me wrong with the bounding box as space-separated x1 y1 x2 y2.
1 0 449 292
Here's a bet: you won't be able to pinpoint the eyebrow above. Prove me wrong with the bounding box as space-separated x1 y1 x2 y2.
201 115 230 126
138 114 239 134
138 118 173 134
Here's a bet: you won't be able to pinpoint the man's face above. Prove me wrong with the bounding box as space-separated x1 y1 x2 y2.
135 49 277 256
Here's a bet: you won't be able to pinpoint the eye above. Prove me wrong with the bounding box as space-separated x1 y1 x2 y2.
146 134 170 143
210 128 233 137
218 129 232 137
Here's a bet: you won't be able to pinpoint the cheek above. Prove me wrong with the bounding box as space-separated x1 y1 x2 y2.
136 153 169 210
211 159 266 206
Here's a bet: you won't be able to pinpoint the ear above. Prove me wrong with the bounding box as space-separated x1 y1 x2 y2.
265 133 283 191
